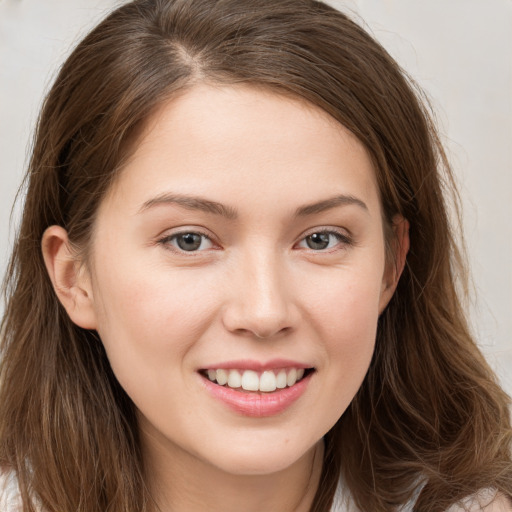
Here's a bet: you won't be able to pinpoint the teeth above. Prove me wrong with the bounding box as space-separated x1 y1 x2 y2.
287 368 297 387
205 367 308 392
276 370 287 389
241 370 259 391
216 369 228 386
228 369 242 388
259 371 277 392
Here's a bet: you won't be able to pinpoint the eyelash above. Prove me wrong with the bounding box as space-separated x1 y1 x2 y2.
157 228 352 254
157 230 216 254
295 228 352 252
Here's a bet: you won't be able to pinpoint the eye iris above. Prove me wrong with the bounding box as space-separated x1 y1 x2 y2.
307 232 330 250
177 233 202 251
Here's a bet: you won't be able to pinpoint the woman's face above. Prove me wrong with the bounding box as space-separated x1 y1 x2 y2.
82 85 398 475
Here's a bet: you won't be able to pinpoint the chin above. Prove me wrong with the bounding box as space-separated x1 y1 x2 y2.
204 436 319 476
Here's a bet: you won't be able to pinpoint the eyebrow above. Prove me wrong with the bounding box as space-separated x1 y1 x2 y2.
139 192 368 219
294 194 368 216
139 193 238 219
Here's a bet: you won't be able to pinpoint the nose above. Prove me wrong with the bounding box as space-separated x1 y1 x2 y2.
221 250 298 339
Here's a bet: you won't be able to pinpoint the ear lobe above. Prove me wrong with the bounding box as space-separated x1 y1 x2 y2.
41 225 97 329
379 215 410 313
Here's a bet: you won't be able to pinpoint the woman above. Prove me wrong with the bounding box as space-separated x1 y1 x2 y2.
1 0 511 510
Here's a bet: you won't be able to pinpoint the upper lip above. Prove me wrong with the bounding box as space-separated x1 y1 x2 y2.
199 358 313 371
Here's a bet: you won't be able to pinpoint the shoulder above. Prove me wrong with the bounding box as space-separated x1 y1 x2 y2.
0 467 23 512
331 481 512 512
447 490 512 512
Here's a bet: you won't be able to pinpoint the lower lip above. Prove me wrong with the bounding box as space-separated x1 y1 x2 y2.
201 373 313 417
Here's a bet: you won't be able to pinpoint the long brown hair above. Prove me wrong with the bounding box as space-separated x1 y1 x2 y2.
1 1 511 511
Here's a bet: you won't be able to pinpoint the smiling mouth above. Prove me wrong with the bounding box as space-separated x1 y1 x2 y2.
199 368 315 393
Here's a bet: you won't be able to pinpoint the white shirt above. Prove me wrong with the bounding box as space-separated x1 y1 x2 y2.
1 468 509 511
0 470 22 512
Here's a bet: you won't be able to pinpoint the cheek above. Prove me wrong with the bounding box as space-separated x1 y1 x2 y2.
89 257 219 379
301 257 384 339
300 262 384 399
89 265 223 429
327 293 378 378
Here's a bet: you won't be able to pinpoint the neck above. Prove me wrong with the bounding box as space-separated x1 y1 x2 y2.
142 429 324 512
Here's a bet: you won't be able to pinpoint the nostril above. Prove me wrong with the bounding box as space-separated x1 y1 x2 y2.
221 285 299 338
230 324 293 340
252 326 291 339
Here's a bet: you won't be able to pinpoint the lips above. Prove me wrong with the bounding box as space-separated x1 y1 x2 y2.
199 360 315 417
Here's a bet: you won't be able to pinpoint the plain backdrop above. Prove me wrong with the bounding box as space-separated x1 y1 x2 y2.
0 0 511 395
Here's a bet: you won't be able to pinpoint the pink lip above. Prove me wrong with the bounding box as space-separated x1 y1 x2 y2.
201 358 311 371
200 371 313 417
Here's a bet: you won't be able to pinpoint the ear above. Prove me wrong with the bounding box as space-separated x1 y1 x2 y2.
378 215 410 313
41 225 98 329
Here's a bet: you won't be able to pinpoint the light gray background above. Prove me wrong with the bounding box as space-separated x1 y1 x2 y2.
1 0 511 395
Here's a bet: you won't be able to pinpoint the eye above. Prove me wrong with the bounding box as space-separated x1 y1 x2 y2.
297 230 350 251
161 232 214 252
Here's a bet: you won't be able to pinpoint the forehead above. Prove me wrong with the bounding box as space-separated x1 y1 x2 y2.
102 84 380 218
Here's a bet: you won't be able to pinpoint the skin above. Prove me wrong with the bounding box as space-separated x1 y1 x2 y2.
43 85 409 512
